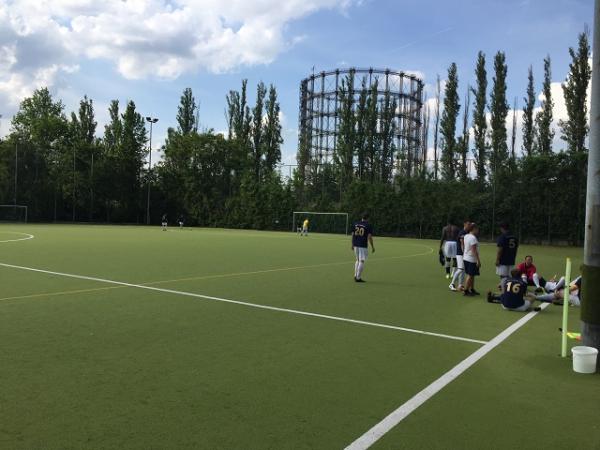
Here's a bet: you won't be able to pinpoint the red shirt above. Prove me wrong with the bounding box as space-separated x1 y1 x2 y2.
517 262 537 281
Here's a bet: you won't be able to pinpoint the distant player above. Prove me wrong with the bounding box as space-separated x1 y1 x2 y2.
301 218 309 236
449 220 471 291
161 214 167 231
487 269 539 312
178 214 184 228
516 256 547 293
351 213 375 282
495 222 519 291
440 220 460 279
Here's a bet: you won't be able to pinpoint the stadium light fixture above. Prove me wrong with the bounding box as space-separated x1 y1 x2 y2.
145 116 159 225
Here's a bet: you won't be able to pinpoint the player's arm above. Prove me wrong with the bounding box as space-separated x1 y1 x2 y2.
473 244 481 267
496 246 502 266
439 227 445 249
351 230 354 250
368 234 375 253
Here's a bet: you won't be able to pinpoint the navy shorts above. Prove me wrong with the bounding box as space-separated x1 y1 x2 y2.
464 260 480 276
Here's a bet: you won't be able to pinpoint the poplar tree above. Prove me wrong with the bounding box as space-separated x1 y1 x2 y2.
440 63 459 181
263 85 283 174
522 66 536 157
536 56 554 154
560 31 592 153
176 88 197 135
334 72 356 186
489 51 509 176
432 75 441 179
472 52 487 183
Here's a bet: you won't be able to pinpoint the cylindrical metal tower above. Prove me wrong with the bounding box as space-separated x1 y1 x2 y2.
298 67 424 176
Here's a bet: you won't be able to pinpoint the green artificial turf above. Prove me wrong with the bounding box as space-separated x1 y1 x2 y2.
0 224 597 449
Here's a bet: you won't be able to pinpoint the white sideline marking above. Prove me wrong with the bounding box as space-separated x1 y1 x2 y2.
0 232 34 243
345 302 550 450
0 262 485 345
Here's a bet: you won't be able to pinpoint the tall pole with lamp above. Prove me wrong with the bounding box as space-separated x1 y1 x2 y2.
145 116 158 225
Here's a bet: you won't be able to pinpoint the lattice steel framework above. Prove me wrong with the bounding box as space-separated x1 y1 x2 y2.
298 68 424 173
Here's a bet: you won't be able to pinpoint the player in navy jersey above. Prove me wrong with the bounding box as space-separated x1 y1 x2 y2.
351 213 375 282
487 269 540 312
495 222 519 291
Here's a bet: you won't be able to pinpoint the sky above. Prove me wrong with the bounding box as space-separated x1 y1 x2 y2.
0 0 593 167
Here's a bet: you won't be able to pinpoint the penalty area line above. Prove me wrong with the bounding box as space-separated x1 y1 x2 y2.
344 301 550 450
0 261 485 345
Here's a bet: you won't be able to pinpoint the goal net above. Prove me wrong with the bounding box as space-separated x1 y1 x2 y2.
0 205 28 223
292 211 349 235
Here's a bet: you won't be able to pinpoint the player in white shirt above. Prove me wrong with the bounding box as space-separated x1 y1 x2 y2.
462 223 481 297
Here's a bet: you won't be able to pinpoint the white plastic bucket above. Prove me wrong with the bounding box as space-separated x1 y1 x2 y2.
571 346 598 374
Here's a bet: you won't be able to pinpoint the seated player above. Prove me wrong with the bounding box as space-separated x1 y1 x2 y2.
536 276 582 306
161 213 168 231
516 255 548 293
487 269 540 312
301 218 309 236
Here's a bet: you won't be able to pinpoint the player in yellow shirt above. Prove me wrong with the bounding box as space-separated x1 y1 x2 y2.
301 218 309 236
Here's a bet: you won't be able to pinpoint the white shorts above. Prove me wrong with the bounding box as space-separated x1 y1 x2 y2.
496 265 513 277
354 247 368 261
502 300 531 312
162 222 167 226
302 226 308 232
456 255 464 270
443 241 457 258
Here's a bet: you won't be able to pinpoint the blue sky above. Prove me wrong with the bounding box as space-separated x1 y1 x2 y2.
0 0 593 165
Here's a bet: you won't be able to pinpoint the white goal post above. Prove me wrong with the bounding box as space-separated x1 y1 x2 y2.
292 211 349 235
0 205 28 223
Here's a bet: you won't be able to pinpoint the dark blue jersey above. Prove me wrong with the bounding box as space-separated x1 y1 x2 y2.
352 221 373 248
497 232 518 265
500 278 527 309
456 229 468 256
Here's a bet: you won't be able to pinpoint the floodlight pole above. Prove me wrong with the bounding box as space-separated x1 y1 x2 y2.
14 141 18 205
145 116 158 225
582 0 600 370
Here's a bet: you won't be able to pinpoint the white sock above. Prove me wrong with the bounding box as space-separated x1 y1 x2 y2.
354 261 359 278
554 277 566 291
451 268 462 286
500 276 509 292
357 261 365 279
533 273 541 288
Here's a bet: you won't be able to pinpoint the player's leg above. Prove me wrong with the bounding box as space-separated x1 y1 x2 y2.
487 290 501 303
532 272 541 289
450 255 463 291
355 247 367 281
463 262 474 295
535 292 556 302
553 276 566 292
511 300 532 312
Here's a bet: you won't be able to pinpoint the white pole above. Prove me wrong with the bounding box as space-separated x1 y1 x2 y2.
582 0 600 368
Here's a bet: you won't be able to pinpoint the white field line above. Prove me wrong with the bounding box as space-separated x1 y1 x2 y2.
0 262 485 345
0 232 34 243
344 302 551 450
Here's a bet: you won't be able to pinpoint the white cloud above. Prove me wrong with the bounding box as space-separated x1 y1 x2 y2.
0 0 356 117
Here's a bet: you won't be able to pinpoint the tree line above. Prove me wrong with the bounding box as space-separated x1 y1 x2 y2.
0 31 591 243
